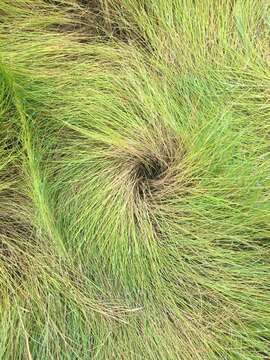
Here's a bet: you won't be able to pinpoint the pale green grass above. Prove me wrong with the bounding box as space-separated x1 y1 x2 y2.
0 1 269 359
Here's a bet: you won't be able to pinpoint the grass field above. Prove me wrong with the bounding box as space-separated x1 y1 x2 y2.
0 1 269 359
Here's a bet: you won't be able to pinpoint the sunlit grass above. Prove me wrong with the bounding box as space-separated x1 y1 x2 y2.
0 1 269 359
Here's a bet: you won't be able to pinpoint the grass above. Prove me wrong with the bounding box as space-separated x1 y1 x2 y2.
0 0 269 359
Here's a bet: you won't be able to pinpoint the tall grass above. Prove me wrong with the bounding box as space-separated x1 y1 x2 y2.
0 0 269 359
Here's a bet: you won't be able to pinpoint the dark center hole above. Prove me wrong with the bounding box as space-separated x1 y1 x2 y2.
136 157 166 181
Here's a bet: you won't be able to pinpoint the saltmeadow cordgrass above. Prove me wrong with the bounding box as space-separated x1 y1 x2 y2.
0 0 269 359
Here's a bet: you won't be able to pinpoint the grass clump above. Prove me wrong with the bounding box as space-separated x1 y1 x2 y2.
0 0 269 359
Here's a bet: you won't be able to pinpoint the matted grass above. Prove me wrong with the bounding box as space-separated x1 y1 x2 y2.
0 1 269 359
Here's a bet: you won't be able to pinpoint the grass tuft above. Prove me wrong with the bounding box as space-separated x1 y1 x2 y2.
0 0 269 359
